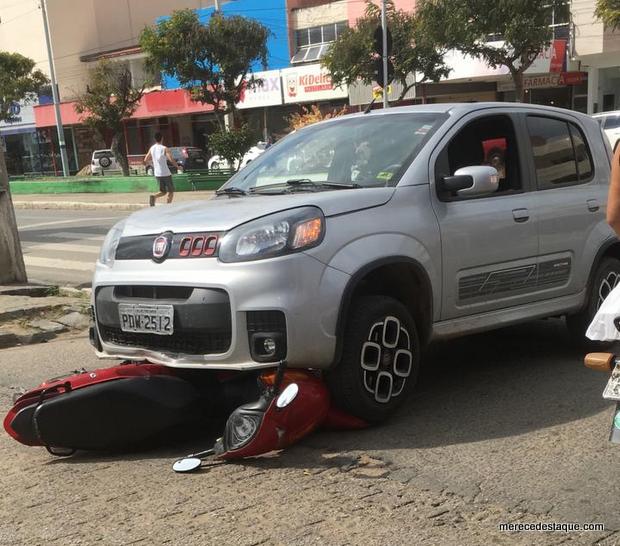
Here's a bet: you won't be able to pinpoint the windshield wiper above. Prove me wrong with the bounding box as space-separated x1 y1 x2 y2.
250 180 361 194
215 187 247 196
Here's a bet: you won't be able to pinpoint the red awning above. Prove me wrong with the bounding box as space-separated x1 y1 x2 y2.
34 89 215 128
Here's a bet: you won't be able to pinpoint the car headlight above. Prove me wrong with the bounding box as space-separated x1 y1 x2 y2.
98 220 126 267
219 207 325 263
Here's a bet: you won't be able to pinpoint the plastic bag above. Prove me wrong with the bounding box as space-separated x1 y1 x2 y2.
586 282 620 340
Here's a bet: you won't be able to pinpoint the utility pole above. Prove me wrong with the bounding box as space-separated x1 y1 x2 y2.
381 0 389 108
40 0 70 177
214 0 220 11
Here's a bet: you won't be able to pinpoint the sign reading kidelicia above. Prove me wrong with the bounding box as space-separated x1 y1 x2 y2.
281 64 348 104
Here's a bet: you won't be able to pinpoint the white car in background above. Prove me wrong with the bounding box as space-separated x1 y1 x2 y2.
91 149 122 175
593 111 620 152
208 142 268 171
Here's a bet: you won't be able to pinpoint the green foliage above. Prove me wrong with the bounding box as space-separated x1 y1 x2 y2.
74 61 148 175
418 0 563 100
0 52 48 123
140 10 270 119
596 0 620 30
209 125 254 170
322 0 450 101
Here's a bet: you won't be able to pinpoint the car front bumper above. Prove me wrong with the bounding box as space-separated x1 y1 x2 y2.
92 252 350 370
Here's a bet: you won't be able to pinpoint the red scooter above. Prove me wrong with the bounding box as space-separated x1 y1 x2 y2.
4 360 366 467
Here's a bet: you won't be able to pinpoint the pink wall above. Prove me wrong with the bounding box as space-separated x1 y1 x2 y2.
347 0 416 26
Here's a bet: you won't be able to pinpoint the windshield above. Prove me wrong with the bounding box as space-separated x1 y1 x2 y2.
225 113 446 191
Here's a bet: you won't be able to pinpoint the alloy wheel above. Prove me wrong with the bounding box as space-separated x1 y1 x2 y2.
597 271 620 310
360 316 413 404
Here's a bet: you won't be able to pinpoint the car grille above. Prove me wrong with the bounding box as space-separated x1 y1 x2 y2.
99 325 231 355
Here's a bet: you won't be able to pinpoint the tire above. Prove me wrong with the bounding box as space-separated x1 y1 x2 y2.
567 257 620 345
99 157 111 168
327 295 421 423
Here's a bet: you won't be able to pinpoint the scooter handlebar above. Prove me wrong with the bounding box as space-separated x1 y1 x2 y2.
584 352 615 372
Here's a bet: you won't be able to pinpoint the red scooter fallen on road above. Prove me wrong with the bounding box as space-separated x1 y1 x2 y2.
4 360 366 468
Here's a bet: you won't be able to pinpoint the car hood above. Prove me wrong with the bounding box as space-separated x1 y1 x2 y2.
121 188 395 237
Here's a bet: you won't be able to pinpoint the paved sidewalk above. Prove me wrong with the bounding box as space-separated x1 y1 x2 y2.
12 191 216 211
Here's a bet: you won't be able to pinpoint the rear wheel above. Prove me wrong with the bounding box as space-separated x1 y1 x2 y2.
567 257 620 345
327 295 420 423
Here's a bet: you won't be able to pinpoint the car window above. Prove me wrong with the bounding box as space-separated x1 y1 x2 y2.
526 116 593 188
227 113 447 190
569 123 593 181
435 114 521 201
187 149 206 158
93 151 113 159
604 116 620 130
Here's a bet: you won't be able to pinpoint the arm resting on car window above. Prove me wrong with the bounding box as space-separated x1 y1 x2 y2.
607 145 620 236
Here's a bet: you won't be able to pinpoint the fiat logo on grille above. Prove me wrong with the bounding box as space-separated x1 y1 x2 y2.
152 232 173 262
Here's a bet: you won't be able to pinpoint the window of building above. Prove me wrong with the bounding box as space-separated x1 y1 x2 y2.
292 21 348 64
526 116 593 189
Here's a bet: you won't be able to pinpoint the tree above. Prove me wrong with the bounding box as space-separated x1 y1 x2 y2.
209 125 255 170
595 0 620 30
140 9 270 126
418 0 563 102
74 61 147 176
0 52 48 284
322 0 450 102
288 105 347 131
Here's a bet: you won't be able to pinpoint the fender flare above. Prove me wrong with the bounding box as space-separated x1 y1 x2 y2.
331 256 433 367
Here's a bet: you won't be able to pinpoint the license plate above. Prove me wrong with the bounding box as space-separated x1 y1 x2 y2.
603 362 620 401
118 303 174 336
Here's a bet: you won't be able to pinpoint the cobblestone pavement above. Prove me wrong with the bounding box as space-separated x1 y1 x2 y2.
0 320 619 545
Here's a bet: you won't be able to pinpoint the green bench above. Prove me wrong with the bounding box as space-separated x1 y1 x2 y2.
185 169 234 191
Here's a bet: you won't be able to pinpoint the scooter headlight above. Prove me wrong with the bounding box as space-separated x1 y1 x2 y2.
224 410 263 451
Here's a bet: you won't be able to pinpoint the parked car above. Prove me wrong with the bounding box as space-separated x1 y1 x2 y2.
168 146 209 172
92 103 617 423
593 111 620 152
91 150 121 175
208 142 268 171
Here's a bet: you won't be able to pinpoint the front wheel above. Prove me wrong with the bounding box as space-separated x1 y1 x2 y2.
327 295 421 423
567 256 620 345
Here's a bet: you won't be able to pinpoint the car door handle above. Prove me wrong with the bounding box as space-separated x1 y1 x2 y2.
587 199 600 212
512 208 529 223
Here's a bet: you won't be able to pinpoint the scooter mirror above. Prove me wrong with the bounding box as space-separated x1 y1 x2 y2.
172 457 203 473
276 383 299 409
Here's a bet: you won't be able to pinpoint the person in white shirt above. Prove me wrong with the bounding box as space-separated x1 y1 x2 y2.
143 132 176 206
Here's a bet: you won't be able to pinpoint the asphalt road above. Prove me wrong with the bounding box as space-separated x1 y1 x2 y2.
0 320 618 545
15 209 128 287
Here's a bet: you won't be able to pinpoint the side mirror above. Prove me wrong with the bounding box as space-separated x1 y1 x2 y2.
439 166 499 197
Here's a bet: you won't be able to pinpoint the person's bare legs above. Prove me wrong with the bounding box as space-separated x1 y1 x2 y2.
166 191 174 204
150 191 166 206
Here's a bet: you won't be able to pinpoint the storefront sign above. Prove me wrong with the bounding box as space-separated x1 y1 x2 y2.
281 64 348 104
237 70 283 110
523 73 562 89
0 100 37 134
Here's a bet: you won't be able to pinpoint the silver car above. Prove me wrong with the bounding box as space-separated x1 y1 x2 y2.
92 103 619 423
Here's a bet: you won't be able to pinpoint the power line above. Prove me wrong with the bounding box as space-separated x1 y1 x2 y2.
0 6 38 25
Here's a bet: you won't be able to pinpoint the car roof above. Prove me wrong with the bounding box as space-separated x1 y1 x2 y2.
326 102 595 123
92 149 112 153
592 111 620 118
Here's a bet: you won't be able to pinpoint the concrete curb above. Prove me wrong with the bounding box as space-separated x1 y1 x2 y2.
13 201 147 211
